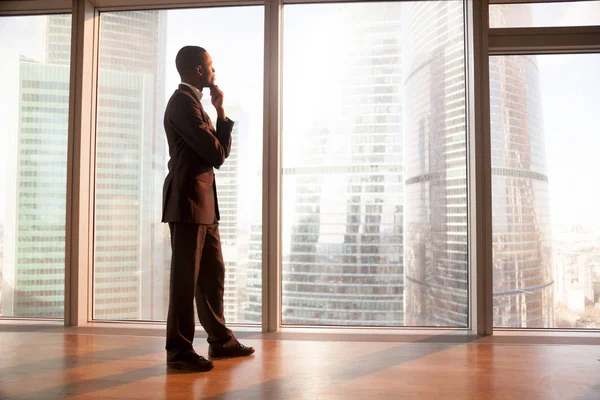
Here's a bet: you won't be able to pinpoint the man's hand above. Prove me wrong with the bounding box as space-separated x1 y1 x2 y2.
210 85 226 120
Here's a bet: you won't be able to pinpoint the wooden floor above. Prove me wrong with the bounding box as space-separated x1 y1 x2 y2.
1 324 600 399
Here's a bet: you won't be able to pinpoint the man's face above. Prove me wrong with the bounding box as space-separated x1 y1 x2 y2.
199 53 216 88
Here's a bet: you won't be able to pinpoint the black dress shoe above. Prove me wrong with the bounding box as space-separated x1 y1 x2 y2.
167 352 214 372
209 339 255 359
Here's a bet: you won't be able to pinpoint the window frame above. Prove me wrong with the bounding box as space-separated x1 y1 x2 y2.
1 0 598 334
488 0 600 331
0 5 76 321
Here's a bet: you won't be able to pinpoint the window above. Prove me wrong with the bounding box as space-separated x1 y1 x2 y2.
0 14 71 318
281 1 468 327
490 1 600 28
93 7 263 323
3 0 596 333
491 54 600 329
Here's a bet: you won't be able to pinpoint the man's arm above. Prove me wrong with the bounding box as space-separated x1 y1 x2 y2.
215 118 233 159
172 93 234 168
211 85 233 160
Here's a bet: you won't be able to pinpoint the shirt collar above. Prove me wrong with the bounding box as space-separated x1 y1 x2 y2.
180 82 203 102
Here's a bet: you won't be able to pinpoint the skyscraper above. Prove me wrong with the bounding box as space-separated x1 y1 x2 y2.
94 66 159 319
403 1 468 326
245 223 262 322
489 7 553 328
94 10 168 320
207 101 243 322
404 3 554 328
5 55 70 317
46 14 71 65
280 3 404 326
489 53 553 327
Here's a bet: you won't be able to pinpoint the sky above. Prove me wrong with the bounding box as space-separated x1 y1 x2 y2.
539 53 600 226
0 4 599 231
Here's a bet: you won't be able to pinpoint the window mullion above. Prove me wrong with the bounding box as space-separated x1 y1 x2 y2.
262 0 283 333
467 0 493 335
65 0 98 326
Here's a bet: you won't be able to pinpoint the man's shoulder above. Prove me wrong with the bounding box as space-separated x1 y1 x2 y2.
166 89 201 113
169 88 196 103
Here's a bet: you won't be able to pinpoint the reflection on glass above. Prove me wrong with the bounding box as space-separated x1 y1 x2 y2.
282 1 467 327
0 15 71 318
490 1 600 28
93 8 263 323
491 54 600 329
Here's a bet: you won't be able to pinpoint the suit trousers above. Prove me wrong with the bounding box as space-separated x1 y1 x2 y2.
166 222 233 354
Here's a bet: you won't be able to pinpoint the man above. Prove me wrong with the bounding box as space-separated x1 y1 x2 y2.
162 46 254 372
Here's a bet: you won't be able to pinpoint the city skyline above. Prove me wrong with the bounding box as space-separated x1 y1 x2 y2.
0 6 599 328
2 11 599 227
277 2 405 326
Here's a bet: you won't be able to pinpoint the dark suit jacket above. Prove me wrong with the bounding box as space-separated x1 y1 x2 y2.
162 84 234 224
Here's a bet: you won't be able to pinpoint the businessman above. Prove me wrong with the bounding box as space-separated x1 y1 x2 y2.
162 46 254 372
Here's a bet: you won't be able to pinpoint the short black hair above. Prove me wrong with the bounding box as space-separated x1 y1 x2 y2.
175 46 208 78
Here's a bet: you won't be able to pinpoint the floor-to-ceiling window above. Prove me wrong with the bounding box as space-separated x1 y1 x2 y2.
93 7 264 324
281 1 468 327
1 0 598 334
0 14 71 318
490 1 600 329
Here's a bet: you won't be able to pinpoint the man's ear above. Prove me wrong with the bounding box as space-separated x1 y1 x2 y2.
196 65 204 77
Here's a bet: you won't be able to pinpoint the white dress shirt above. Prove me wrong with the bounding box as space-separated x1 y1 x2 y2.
180 82 203 103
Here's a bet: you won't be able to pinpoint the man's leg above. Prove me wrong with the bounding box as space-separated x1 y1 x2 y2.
166 223 213 371
197 224 254 358
195 223 233 345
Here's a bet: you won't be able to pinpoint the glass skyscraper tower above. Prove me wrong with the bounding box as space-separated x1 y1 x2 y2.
279 3 404 325
490 7 553 328
403 1 468 326
94 11 168 320
4 57 70 317
404 3 553 328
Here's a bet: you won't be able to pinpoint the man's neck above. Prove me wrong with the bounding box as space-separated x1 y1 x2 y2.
181 82 203 102
181 80 202 90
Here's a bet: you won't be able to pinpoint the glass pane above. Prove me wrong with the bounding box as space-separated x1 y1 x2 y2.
93 8 263 323
490 1 600 28
282 1 467 327
491 54 600 328
0 15 71 318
